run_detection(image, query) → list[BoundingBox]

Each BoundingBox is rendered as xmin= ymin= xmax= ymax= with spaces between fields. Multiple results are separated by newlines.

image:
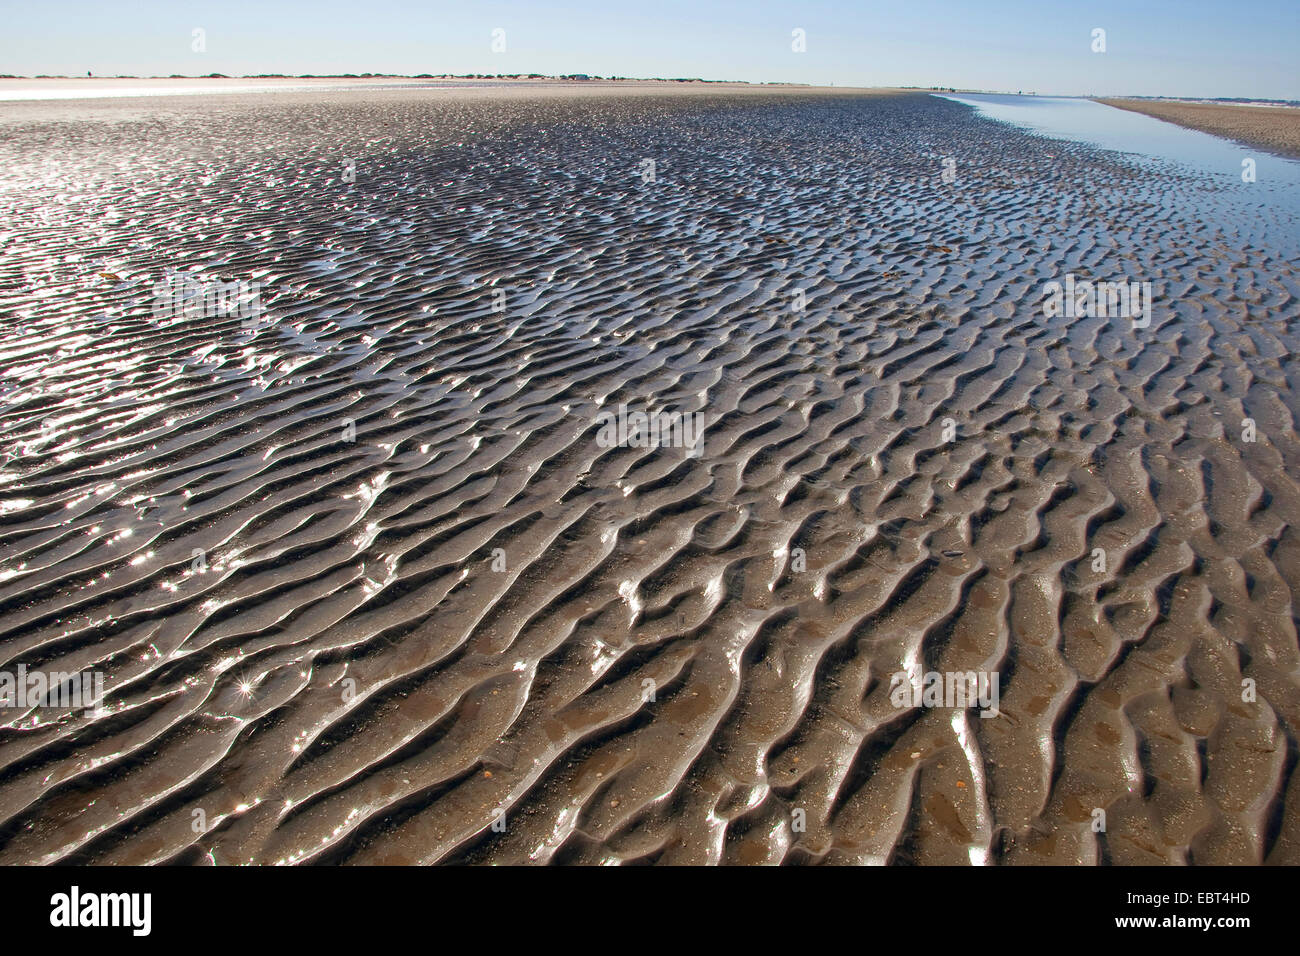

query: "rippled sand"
xmin=1 ymin=86 xmax=1299 ymax=865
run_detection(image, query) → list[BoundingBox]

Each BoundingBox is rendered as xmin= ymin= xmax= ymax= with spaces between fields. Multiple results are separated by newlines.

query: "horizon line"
xmin=3 ymin=75 xmax=1298 ymax=105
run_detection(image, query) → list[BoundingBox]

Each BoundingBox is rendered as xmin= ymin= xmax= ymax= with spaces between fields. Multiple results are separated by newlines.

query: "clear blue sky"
xmin=2 ymin=0 xmax=1296 ymax=99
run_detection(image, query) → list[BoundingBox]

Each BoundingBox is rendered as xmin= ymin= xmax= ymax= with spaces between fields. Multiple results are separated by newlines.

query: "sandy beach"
xmin=0 ymin=83 xmax=1298 ymax=866
xmin=1098 ymin=97 xmax=1300 ymax=160
xmin=0 ymin=75 xmax=900 ymax=103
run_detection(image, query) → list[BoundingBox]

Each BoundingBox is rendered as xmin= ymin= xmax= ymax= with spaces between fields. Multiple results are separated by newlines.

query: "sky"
xmin=1 ymin=0 xmax=1296 ymax=99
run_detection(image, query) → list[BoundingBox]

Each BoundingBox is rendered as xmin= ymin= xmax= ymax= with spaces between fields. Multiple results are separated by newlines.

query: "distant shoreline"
xmin=3 ymin=76 xmax=1294 ymax=105
xmin=1097 ymin=97 xmax=1300 ymax=162
xmin=0 ymin=76 xmax=911 ymax=104
xmin=3 ymin=73 xmax=781 ymax=83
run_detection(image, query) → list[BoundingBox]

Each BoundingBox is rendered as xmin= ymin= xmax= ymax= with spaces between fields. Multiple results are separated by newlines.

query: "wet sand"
xmin=0 ymin=76 xmax=894 ymax=103
xmin=1 ymin=86 xmax=1298 ymax=866
xmin=1098 ymin=98 xmax=1300 ymax=161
